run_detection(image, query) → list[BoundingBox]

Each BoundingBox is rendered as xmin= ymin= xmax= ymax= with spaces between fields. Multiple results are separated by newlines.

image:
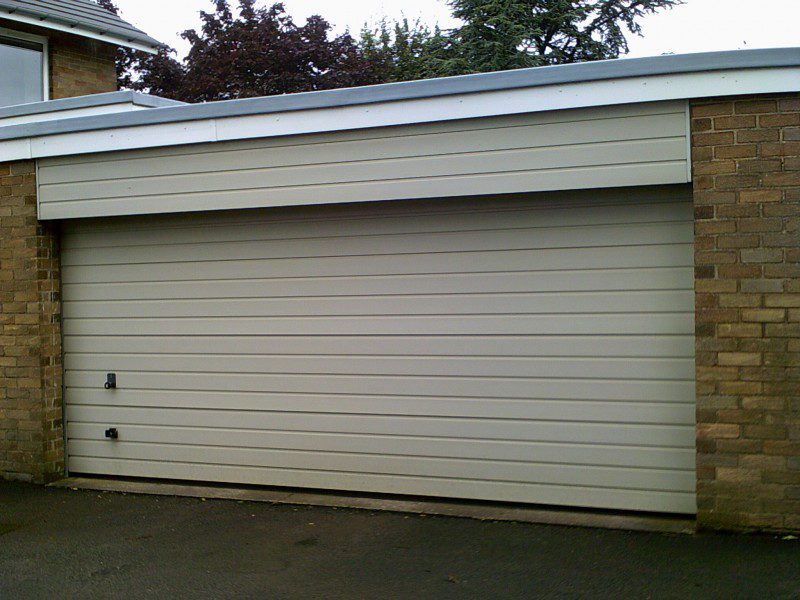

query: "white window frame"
xmin=0 ymin=27 xmax=49 ymax=102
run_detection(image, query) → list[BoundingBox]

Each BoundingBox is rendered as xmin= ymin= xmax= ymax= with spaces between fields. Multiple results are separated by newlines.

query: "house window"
xmin=0 ymin=33 xmax=46 ymax=108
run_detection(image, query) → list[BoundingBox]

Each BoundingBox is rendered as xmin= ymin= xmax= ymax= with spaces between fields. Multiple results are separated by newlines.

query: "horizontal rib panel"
xmin=41 ymin=161 xmax=689 ymax=220
xmin=65 ymin=406 xmax=695 ymax=447
xmin=61 ymin=244 xmax=694 ymax=283
xmin=63 ymin=335 xmax=695 ymax=358
xmin=63 ymin=313 xmax=694 ymax=336
xmin=62 ymin=291 xmax=694 ymax=319
xmin=65 ymin=371 xmax=695 ymax=402
xmin=61 ymin=221 xmax=692 ymax=266
xmin=46 ymin=138 xmax=686 ymax=203
xmin=60 ymin=199 xmax=693 ymax=250
xmin=65 ymin=354 xmax=694 ymax=380
xmin=67 ymin=423 xmax=696 ymax=469
xmin=60 ymin=268 xmax=694 ymax=301
xmin=66 ymin=458 xmax=697 ymax=513
xmin=66 ymin=390 xmax=694 ymax=423
xmin=67 ymin=440 xmax=695 ymax=492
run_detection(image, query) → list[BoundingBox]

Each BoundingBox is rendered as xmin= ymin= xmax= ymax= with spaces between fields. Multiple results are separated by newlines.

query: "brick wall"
xmin=691 ymin=93 xmax=800 ymax=532
xmin=0 ymin=161 xmax=62 ymax=483
xmin=49 ymin=33 xmax=117 ymax=100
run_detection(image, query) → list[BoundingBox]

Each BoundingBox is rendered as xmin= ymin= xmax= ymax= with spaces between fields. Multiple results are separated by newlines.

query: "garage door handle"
xmin=104 ymin=373 xmax=117 ymax=389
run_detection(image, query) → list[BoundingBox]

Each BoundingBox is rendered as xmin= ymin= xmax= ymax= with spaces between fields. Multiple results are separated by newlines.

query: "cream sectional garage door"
xmin=62 ymin=185 xmax=696 ymax=514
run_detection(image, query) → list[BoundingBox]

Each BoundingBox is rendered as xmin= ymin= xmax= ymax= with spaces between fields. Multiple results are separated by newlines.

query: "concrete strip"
xmin=49 ymin=477 xmax=696 ymax=535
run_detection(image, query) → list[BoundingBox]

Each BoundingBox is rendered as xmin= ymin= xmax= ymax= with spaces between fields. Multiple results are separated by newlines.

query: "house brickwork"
xmin=49 ymin=32 xmax=117 ymax=99
xmin=691 ymin=93 xmax=800 ymax=532
xmin=0 ymin=161 xmax=62 ymax=483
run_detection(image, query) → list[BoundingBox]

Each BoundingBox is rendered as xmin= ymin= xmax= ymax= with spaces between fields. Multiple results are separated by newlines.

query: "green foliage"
xmin=366 ymin=0 xmax=683 ymax=79
xmin=106 ymin=0 xmax=682 ymax=100
xmin=448 ymin=0 xmax=683 ymax=72
xmin=359 ymin=19 xmax=461 ymax=82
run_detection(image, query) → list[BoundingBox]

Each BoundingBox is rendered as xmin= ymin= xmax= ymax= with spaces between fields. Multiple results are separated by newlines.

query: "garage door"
xmin=62 ymin=186 xmax=696 ymax=514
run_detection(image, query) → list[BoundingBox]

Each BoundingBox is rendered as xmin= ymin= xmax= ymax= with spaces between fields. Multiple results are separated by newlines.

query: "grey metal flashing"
xmin=0 ymin=0 xmax=162 ymax=50
xmin=1 ymin=46 xmax=798 ymax=143
xmin=0 ymin=91 xmax=185 ymax=119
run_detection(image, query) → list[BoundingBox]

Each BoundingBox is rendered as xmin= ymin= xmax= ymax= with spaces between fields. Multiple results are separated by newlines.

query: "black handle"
xmin=104 ymin=428 xmax=118 ymax=440
xmin=104 ymin=373 xmax=117 ymax=390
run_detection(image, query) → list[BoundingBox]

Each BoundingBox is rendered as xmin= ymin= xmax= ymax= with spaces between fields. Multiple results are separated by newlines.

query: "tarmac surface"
xmin=1 ymin=481 xmax=798 ymax=599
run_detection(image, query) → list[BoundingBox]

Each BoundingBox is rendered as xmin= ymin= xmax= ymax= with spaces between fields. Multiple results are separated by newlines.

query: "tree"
xmin=177 ymin=0 xmax=380 ymax=102
xmin=98 ymin=0 xmax=380 ymax=102
xmin=104 ymin=0 xmax=681 ymax=100
xmin=360 ymin=19 xmax=459 ymax=83
xmin=96 ymin=0 xmax=186 ymax=96
xmin=448 ymin=0 xmax=682 ymax=72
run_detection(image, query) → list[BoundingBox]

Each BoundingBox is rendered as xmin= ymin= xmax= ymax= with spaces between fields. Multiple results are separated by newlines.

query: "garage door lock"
xmin=104 ymin=373 xmax=117 ymax=389
xmin=104 ymin=428 xmax=119 ymax=440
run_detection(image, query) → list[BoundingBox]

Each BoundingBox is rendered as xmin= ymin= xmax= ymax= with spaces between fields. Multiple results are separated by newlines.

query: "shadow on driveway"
xmin=1 ymin=481 xmax=798 ymax=599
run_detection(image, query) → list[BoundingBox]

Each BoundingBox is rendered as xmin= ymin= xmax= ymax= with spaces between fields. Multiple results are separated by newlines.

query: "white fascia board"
xmin=0 ymin=102 xmax=148 ymax=128
xmin=0 ymin=11 xmax=158 ymax=53
xmin=13 ymin=66 xmax=800 ymax=161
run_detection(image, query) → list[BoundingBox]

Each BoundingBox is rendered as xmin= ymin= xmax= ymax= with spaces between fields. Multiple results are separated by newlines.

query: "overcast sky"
xmin=115 ymin=0 xmax=800 ymax=60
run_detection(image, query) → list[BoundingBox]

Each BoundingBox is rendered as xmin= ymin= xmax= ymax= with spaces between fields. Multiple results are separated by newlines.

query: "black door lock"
xmin=104 ymin=373 xmax=117 ymax=389
xmin=105 ymin=428 xmax=118 ymax=440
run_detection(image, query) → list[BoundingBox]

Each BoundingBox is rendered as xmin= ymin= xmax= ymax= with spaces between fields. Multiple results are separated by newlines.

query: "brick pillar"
xmin=691 ymin=93 xmax=800 ymax=532
xmin=0 ymin=161 xmax=63 ymax=483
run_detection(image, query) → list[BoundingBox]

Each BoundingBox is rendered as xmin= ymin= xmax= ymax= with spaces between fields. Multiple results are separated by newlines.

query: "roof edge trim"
xmin=0 ymin=9 xmax=160 ymax=52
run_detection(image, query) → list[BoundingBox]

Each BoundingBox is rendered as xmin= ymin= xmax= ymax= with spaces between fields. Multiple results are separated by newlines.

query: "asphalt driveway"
xmin=0 ymin=481 xmax=798 ymax=599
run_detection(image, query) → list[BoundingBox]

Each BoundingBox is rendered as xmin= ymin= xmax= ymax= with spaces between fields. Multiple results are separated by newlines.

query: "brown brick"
xmin=694 ymin=161 xmax=737 ymax=175
xmin=693 ymin=131 xmax=735 ymax=147
xmin=696 ymin=279 xmax=737 ymax=293
xmin=744 ymin=425 xmax=787 ymax=440
xmin=714 ymin=115 xmax=757 ymax=130
xmin=717 ymin=323 xmax=762 ymax=338
xmin=692 ymin=118 xmax=713 ymax=132
xmin=692 ymin=102 xmax=734 ymax=117
xmin=716 ymin=233 xmax=759 ymax=248
xmin=765 ymin=294 xmax=800 ymax=308
xmin=761 ymin=141 xmax=800 ymax=156
xmin=736 ymin=217 xmax=783 ymax=232
xmin=778 ymin=98 xmax=800 ymax=112
xmin=735 ymin=99 xmax=778 ymax=114
xmin=738 ymin=159 xmax=782 ymax=173
xmin=697 ymin=423 xmax=740 ymax=439
xmin=716 ymin=204 xmax=759 ymax=218
xmin=714 ymin=174 xmax=761 ymax=190
xmin=714 ymin=144 xmax=757 ymax=159
xmin=738 ymin=190 xmax=783 ymax=203
xmin=740 ymin=248 xmax=784 ymax=264
xmin=718 ymin=352 xmax=762 ymax=367
xmin=759 ymin=113 xmax=800 ymax=127
xmin=763 ymin=171 xmax=800 ymax=186
xmin=717 ymin=264 xmax=762 ymax=279
xmin=694 ymin=190 xmax=736 ymax=205
xmin=718 ymin=293 xmax=760 ymax=308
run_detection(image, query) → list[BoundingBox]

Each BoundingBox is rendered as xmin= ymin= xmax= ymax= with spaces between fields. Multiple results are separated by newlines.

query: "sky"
xmin=114 ymin=0 xmax=800 ymax=60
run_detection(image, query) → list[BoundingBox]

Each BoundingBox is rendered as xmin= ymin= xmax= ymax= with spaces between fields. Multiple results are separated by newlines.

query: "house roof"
xmin=0 ymin=0 xmax=161 ymax=52
xmin=0 ymin=46 xmax=798 ymax=161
